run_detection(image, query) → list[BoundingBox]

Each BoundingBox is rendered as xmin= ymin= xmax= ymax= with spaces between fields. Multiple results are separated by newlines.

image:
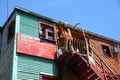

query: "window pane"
xmin=102 ymin=45 xmax=111 ymax=57
xmin=39 ymin=22 xmax=55 ymax=42
xmin=47 ymin=27 xmax=53 ymax=33
xmin=48 ymin=36 xmax=53 ymax=40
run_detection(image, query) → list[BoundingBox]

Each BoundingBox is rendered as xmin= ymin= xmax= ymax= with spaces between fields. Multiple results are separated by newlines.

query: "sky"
xmin=0 ymin=0 xmax=120 ymax=41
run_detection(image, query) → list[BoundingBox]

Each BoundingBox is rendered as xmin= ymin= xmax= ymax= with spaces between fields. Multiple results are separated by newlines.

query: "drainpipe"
xmin=74 ymin=23 xmax=90 ymax=65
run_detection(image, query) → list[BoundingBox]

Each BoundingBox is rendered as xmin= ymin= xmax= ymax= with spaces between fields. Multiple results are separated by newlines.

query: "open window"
xmin=40 ymin=74 xmax=57 ymax=80
xmin=7 ymin=21 xmax=15 ymax=44
xmin=102 ymin=45 xmax=111 ymax=57
xmin=39 ymin=22 xmax=56 ymax=43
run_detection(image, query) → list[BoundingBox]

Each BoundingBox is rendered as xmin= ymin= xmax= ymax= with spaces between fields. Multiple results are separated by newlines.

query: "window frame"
xmin=39 ymin=22 xmax=56 ymax=43
xmin=40 ymin=74 xmax=57 ymax=80
xmin=101 ymin=45 xmax=112 ymax=57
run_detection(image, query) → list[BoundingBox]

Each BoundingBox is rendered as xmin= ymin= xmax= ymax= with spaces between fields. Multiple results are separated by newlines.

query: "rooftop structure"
xmin=0 ymin=7 xmax=120 ymax=80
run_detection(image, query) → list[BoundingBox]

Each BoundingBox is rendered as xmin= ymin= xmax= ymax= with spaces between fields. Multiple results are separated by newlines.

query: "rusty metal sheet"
xmin=17 ymin=34 xmax=56 ymax=59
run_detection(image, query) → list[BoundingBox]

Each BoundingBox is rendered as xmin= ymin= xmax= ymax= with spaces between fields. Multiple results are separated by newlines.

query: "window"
xmin=7 ymin=21 xmax=15 ymax=44
xmin=114 ymin=47 xmax=119 ymax=54
xmin=39 ymin=22 xmax=56 ymax=42
xmin=102 ymin=45 xmax=111 ymax=57
xmin=40 ymin=74 xmax=57 ymax=80
xmin=114 ymin=44 xmax=119 ymax=54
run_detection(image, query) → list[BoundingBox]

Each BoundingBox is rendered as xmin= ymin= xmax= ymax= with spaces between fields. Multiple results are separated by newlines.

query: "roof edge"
xmin=4 ymin=7 xmax=120 ymax=43
xmin=67 ymin=24 xmax=120 ymax=43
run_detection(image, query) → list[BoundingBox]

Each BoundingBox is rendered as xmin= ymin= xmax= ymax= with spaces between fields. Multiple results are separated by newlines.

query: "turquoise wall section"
xmin=0 ymin=9 xmax=58 ymax=80
xmin=17 ymin=11 xmax=56 ymax=38
xmin=17 ymin=54 xmax=58 ymax=80
xmin=16 ymin=11 xmax=58 ymax=80
xmin=19 ymin=12 xmax=39 ymax=38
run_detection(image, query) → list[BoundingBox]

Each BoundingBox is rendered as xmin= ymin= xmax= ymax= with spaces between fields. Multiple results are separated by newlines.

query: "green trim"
xmin=15 ymin=14 xmax=20 ymax=33
xmin=12 ymin=14 xmax=20 ymax=80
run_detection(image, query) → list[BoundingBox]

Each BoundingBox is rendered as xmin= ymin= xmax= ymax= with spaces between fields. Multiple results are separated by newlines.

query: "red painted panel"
xmin=17 ymin=34 xmax=56 ymax=59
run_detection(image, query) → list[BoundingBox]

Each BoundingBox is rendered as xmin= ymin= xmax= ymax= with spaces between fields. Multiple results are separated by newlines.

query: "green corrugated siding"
xmin=17 ymin=54 xmax=58 ymax=80
xmin=17 ymin=71 xmax=38 ymax=80
xmin=19 ymin=23 xmax=38 ymax=37
xmin=19 ymin=12 xmax=39 ymax=38
xmin=17 ymin=11 xmax=56 ymax=38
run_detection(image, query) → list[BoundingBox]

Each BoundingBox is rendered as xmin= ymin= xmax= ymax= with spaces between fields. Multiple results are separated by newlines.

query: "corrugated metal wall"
xmin=0 ymin=16 xmax=15 ymax=80
xmin=0 ymin=41 xmax=14 ymax=80
xmin=16 ymin=12 xmax=58 ymax=80
xmin=19 ymin=12 xmax=39 ymax=38
xmin=18 ymin=11 xmax=55 ymax=38
xmin=17 ymin=54 xmax=58 ymax=80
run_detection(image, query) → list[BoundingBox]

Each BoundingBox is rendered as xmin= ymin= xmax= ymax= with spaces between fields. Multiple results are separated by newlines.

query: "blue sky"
xmin=0 ymin=0 xmax=120 ymax=40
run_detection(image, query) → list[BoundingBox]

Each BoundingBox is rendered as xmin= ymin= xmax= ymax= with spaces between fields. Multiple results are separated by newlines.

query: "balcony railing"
xmin=59 ymin=37 xmax=119 ymax=80
xmin=65 ymin=37 xmax=86 ymax=55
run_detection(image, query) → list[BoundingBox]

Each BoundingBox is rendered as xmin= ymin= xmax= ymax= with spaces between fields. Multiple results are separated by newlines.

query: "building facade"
xmin=0 ymin=7 xmax=120 ymax=80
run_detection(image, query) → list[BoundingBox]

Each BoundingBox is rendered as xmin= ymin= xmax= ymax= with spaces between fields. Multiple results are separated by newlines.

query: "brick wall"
xmin=90 ymin=36 xmax=120 ymax=77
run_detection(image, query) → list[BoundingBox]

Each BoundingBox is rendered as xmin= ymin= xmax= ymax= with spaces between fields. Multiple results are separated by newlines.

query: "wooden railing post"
xmin=66 ymin=27 xmax=74 ymax=52
xmin=85 ymin=38 xmax=90 ymax=65
xmin=81 ymin=26 xmax=90 ymax=64
xmin=100 ymin=59 xmax=108 ymax=80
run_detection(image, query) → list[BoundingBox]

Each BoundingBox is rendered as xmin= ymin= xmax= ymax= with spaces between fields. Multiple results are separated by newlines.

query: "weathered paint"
xmin=1 ymin=7 xmax=120 ymax=80
xmin=0 ymin=14 xmax=15 ymax=80
xmin=17 ymin=33 xmax=56 ymax=60
xmin=15 ymin=11 xmax=58 ymax=80
xmin=11 ymin=14 xmax=20 ymax=80
xmin=18 ymin=11 xmax=39 ymax=38
xmin=90 ymin=38 xmax=120 ymax=77
xmin=17 ymin=54 xmax=58 ymax=80
xmin=17 ymin=11 xmax=56 ymax=38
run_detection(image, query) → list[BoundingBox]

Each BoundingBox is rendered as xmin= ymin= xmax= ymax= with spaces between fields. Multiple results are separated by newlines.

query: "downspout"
xmin=74 ymin=23 xmax=90 ymax=65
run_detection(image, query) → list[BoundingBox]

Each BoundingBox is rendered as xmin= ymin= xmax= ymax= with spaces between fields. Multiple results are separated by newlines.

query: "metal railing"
xmin=66 ymin=38 xmax=86 ymax=54
xmin=64 ymin=38 xmax=119 ymax=80
xmin=89 ymin=45 xmax=120 ymax=80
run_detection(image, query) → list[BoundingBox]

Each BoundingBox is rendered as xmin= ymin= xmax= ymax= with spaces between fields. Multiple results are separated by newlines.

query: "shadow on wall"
xmin=62 ymin=67 xmax=81 ymax=80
